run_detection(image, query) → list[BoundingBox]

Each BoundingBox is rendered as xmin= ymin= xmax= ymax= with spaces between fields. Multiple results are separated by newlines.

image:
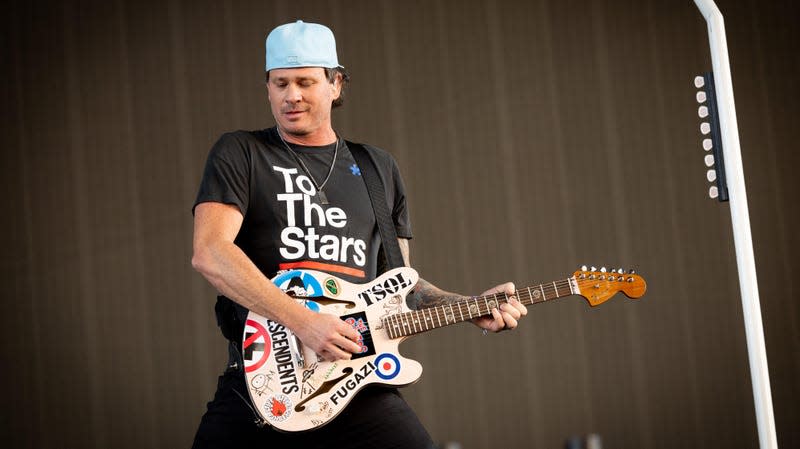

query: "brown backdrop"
xmin=3 ymin=0 xmax=799 ymax=448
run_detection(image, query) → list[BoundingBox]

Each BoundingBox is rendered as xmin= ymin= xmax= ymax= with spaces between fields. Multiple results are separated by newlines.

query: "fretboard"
xmin=382 ymin=277 xmax=578 ymax=339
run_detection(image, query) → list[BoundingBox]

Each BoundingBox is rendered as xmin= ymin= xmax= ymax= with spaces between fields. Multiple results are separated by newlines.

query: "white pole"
xmin=692 ymin=1 xmax=777 ymax=448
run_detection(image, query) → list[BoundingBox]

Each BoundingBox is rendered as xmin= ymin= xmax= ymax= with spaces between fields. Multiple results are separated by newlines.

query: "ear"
xmin=331 ymin=73 xmax=343 ymax=99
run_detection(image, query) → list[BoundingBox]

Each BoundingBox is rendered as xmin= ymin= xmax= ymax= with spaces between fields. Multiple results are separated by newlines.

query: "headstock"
xmin=573 ymin=266 xmax=647 ymax=307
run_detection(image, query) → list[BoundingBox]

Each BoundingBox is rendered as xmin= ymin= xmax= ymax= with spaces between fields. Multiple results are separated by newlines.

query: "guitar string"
xmin=396 ymin=277 xmax=636 ymax=317
xmin=384 ymin=277 xmax=639 ymax=335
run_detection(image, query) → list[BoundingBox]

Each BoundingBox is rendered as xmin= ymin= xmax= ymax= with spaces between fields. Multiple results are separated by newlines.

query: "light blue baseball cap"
xmin=265 ymin=20 xmax=343 ymax=71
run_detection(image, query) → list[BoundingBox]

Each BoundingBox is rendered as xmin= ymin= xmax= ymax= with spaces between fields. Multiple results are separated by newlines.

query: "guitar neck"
xmin=382 ymin=277 xmax=578 ymax=339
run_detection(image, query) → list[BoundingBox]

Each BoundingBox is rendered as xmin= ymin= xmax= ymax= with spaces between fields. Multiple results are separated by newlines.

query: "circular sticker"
xmin=273 ymin=271 xmax=323 ymax=297
xmin=243 ymin=319 xmax=271 ymax=373
xmin=264 ymin=394 xmax=293 ymax=422
xmin=374 ymin=353 xmax=401 ymax=380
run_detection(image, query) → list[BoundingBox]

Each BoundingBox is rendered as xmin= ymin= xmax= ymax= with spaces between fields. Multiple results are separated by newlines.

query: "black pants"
xmin=192 ymin=370 xmax=434 ymax=449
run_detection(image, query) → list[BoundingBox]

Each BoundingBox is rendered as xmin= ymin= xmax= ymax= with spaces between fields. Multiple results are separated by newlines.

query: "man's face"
xmin=267 ymin=67 xmax=341 ymax=140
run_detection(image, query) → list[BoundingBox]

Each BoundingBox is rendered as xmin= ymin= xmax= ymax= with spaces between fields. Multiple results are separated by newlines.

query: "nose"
xmin=285 ymin=83 xmax=302 ymax=104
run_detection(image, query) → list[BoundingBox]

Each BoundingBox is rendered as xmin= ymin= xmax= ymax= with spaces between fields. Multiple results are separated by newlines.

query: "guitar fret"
xmin=435 ymin=307 xmax=442 ymax=327
xmin=423 ymin=309 xmax=430 ymax=330
xmin=540 ymin=284 xmax=546 ymax=301
xmin=526 ymin=286 xmax=533 ymax=304
xmin=385 ymin=319 xmax=393 ymax=339
xmin=428 ymin=309 xmax=435 ymax=330
xmin=457 ymin=303 xmax=464 ymax=322
xmin=448 ymin=304 xmax=456 ymax=325
xmin=552 ymin=281 xmax=559 ymax=298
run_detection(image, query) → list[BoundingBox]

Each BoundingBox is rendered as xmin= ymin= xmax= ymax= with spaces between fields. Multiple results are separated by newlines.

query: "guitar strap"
xmin=346 ymin=141 xmax=406 ymax=271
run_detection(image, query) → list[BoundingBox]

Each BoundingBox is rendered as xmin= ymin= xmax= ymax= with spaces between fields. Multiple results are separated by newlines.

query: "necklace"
xmin=276 ymin=127 xmax=339 ymax=205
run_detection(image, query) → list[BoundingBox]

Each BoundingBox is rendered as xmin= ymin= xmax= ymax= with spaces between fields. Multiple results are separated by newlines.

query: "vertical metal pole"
xmin=692 ymin=1 xmax=778 ymax=448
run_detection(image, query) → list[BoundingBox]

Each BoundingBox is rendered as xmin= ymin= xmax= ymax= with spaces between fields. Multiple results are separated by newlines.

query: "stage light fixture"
xmin=693 ymin=72 xmax=728 ymax=202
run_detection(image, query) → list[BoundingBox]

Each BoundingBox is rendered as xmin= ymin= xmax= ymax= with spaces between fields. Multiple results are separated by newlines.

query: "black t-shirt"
xmin=194 ymin=127 xmax=412 ymax=338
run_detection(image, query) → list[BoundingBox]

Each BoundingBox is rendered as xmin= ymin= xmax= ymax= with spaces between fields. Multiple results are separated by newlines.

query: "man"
xmin=191 ymin=20 xmax=526 ymax=448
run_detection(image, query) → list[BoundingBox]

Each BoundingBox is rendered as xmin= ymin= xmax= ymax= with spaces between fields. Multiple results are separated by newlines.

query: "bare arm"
xmin=397 ymin=238 xmax=526 ymax=332
xmin=192 ymin=202 xmax=360 ymax=360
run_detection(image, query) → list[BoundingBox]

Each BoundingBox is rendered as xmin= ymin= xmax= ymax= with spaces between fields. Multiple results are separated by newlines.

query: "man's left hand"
xmin=472 ymin=282 xmax=527 ymax=333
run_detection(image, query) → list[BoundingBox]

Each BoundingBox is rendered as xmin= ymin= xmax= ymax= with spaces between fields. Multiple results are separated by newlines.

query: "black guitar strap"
xmin=346 ymin=141 xmax=406 ymax=271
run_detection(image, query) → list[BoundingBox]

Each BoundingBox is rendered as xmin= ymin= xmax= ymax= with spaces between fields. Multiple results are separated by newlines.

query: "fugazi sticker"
xmin=329 ymin=361 xmax=377 ymax=406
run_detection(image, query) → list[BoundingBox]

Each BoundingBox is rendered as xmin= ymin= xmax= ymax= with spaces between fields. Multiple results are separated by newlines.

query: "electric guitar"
xmin=243 ymin=266 xmax=646 ymax=432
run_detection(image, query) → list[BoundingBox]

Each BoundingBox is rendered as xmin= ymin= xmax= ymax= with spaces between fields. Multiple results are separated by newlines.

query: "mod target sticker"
xmin=243 ymin=319 xmax=271 ymax=373
xmin=374 ymin=353 xmax=401 ymax=380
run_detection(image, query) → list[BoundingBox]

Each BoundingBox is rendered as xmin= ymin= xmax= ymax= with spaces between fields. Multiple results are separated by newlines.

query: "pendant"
xmin=318 ymin=190 xmax=329 ymax=205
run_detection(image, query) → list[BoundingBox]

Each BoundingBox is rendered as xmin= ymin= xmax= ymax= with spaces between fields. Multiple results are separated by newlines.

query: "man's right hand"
xmin=293 ymin=312 xmax=362 ymax=362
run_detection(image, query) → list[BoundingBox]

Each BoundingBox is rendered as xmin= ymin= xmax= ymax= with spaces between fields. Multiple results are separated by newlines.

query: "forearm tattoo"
xmin=406 ymin=278 xmax=468 ymax=310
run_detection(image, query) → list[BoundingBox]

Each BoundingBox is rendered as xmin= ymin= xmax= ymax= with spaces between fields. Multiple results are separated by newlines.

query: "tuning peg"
xmin=700 ymin=122 xmax=711 ymax=135
xmin=707 ymin=169 xmax=717 ymax=182
xmin=698 ymin=105 xmax=709 ymax=118
xmin=581 ymin=265 xmax=588 ymax=271
xmin=703 ymin=138 xmax=713 ymax=151
xmin=709 ymin=185 xmax=719 ymax=199
xmin=628 ymin=269 xmax=636 ymax=274
xmin=704 ymin=154 xmax=714 ymax=167
xmin=591 ymin=266 xmax=597 ymax=272
xmin=617 ymin=268 xmax=624 ymax=274
xmin=600 ymin=267 xmax=607 ymax=273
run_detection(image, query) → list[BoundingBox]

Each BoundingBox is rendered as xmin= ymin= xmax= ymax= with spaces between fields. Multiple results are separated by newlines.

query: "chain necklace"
xmin=276 ymin=127 xmax=339 ymax=205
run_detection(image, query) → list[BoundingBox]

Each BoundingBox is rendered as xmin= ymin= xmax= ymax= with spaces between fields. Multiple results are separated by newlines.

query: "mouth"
xmin=283 ymin=110 xmax=306 ymax=119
